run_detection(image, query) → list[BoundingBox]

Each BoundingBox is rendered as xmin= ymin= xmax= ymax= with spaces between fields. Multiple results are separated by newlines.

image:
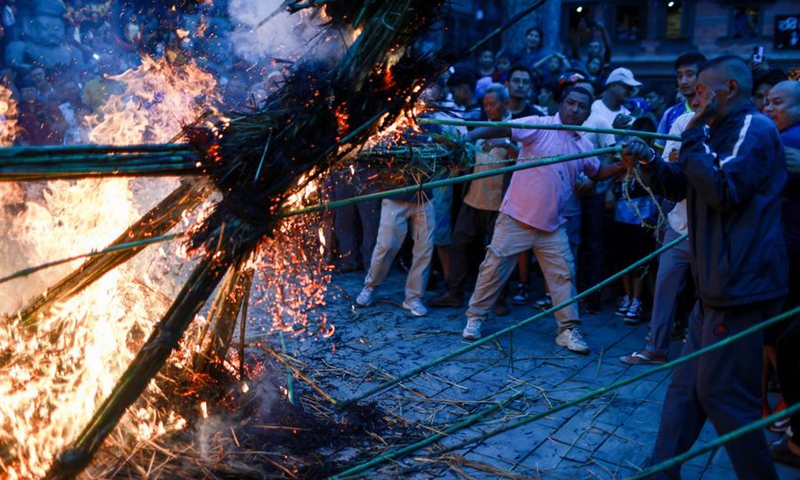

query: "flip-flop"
xmin=770 ymin=439 xmax=800 ymax=468
xmin=620 ymin=351 xmax=667 ymax=365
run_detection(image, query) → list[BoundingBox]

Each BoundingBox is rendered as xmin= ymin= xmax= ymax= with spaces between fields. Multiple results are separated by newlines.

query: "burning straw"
xmin=43 ymin=1 xmax=452 ymax=477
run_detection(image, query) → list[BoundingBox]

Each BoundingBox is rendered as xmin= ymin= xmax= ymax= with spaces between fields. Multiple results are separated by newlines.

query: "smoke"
xmin=227 ymin=0 xmax=351 ymax=64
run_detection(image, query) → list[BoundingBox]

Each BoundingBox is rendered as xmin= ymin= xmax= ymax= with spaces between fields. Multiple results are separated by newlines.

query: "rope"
xmin=0 ymin=232 xmax=185 ymax=285
xmin=442 ymin=304 xmax=800 ymax=453
xmin=281 ymin=146 xmax=622 ymax=218
xmin=329 ymin=304 xmax=800 ymax=478
xmin=336 ymin=233 xmax=688 ymax=409
xmin=418 ymin=118 xmax=682 ymax=142
xmin=627 ymin=401 xmax=800 ymax=480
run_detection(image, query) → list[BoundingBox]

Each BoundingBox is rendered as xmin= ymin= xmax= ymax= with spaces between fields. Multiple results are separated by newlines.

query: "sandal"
xmin=770 ymin=439 xmax=800 ymax=468
xmin=620 ymin=350 xmax=667 ymax=366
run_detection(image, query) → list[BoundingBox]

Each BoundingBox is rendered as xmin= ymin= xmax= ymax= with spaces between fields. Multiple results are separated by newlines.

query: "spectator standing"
xmin=592 ymin=67 xmax=640 ymax=133
xmin=765 ymin=80 xmax=800 ymax=467
xmin=429 ymin=83 xmax=516 ymax=310
xmin=654 ymin=53 xmax=706 ymax=155
xmin=518 ymin=27 xmax=548 ymax=71
xmin=622 ymin=55 xmax=787 ymax=480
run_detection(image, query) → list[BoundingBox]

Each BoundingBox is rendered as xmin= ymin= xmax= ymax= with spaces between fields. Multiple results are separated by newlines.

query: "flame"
xmin=0 ymin=57 xmax=217 ymax=478
xmin=0 ymin=84 xmax=18 ymax=146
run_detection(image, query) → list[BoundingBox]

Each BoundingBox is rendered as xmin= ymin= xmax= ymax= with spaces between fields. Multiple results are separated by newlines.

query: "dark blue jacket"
xmin=642 ymin=105 xmax=788 ymax=307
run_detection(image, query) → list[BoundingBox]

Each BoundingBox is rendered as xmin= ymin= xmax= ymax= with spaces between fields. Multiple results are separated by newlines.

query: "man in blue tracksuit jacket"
xmin=623 ymin=55 xmax=788 ymax=479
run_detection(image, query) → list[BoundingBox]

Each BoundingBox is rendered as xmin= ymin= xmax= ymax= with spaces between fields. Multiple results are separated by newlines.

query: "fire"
xmin=0 ymin=57 xmax=217 ymax=478
xmin=0 ymin=84 xmax=18 ymax=146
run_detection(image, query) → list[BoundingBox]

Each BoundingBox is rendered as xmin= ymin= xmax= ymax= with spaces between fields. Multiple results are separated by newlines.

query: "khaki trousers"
xmin=466 ymin=213 xmax=581 ymax=331
xmin=364 ymin=198 xmax=435 ymax=302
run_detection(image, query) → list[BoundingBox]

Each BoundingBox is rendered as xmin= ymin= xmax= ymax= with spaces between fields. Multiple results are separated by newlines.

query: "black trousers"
xmin=777 ymin=248 xmax=800 ymax=440
xmin=447 ymin=203 xmax=499 ymax=296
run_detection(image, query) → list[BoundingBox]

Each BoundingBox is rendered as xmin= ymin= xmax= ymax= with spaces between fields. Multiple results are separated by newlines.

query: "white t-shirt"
xmin=662 ymin=112 xmax=694 ymax=235
xmin=591 ymin=99 xmax=630 ymax=130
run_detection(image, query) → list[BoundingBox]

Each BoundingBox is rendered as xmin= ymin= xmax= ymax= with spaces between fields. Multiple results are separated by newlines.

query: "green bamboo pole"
xmin=327 ymin=305 xmax=800 ymax=479
xmin=326 ymin=392 xmax=524 ymax=480
xmin=442 ymin=304 xmax=800 ymax=455
xmin=336 ymin=233 xmax=687 ymax=409
xmin=0 ymin=232 xmax=184 ymax=286
xmin=627 ymin=401 xmax=800 ymax=480
xmin=418 ymin=117 xmax=682 ymax=142
xmin=0 ymin=153 xmax=203 ymax=181
xmin=283 ymin=145 xmax=623 ymax=218
xmin=0 ymin=143 xmax=193 ymax=158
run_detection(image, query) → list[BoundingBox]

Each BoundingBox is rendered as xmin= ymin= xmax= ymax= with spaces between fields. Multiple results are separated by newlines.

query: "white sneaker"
xmin=462 ymin=317 xmax=483 ymax=340
xmin=556 ymin=328 xmax=590 ymax=354
xmin=402 ymin=298 xmax=427 ymax=317
xmin=625 ymin=298 xmax=643 ymax=324
xmin=615 ymin=296 xmax=632 ymax=317
xmin=356 ymin=285 xmax=375 ymax=307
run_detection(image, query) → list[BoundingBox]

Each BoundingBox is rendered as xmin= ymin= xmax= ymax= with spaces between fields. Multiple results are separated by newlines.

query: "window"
xmin=732 ymin=6 xmax=760 ymax=39
xmin=665 ymin=1 xmax=682 ymax=39
xmin=615 ymin=3 xmax=645 ymax=42
xmin=560 ymin=3 xmax=595 ymax=44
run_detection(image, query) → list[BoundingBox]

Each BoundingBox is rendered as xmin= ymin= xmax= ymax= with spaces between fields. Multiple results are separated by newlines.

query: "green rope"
xmin=418 ymin=118 xmax=681 ymax=142
xmin=336 ymin=233 xmax=688 ymax=409
xmin=0 ymin=232 xmax=185 ymax=285
xmin=627 ymin=401 xmax=800 ymax=480
xmin=281 ymin=146 xmax=622 ymax=218
xmin=326 ymin=392 xmax=524 ymax=480
xmin=442 ymin=304 xmax=800 ymax=454
xmin=331 ymin=304 xmax=800 ymax=478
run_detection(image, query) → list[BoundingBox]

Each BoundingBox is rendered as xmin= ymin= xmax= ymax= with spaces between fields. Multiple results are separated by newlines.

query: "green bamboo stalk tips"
xmin=418 ymin=117 xmax=681 ymax=142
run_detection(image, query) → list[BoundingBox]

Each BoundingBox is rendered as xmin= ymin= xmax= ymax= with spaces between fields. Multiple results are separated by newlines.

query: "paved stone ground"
xmin=272 ymin=268 xmax=800 ymax=480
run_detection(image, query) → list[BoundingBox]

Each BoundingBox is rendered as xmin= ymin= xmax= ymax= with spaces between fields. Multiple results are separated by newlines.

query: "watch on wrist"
xmin=638 ymin=148 xmax=656 ymax=165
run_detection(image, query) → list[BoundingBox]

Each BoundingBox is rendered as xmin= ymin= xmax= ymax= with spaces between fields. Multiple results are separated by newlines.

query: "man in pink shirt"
xmin=462 ymin=86 xmax=625 ymax=353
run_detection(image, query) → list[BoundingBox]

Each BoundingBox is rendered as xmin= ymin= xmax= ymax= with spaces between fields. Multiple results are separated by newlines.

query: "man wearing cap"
xmin=592 ymin=67 xmax=641 ymax=132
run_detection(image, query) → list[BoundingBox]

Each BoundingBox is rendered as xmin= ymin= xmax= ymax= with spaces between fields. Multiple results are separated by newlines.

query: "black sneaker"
xmin=512 ymin=284 xmax=531 ymax=305
xmin=533 ymin=294 xmax=552 ymax=310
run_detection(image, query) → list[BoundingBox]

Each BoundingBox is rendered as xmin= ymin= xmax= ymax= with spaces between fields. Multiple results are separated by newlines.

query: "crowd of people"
xmin=0 ymin=0 xmax=284 ymax=147
xmin=3 ymin=3 xmax=800 ymax=475
xmin=336 ymin=26 xmax=798 ymax=479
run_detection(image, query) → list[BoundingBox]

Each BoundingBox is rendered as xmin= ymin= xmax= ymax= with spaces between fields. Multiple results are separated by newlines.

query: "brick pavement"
xmin=274 ymin=269 xmax=800 ymax=479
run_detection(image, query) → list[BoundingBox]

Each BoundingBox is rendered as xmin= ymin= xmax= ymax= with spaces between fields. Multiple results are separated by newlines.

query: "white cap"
xmin=605 ymin=67 xmax=642 ymax=87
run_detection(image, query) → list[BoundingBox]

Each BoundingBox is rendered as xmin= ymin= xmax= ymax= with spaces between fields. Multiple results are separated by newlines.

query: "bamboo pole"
xmin=0 ymin=143 xmax=193 ymax=158
xmin=283 ymin=145 xmax=623 ymax=218
xmin=45 ymin=248 xmax=239 ymax=480
xmin=0 ymin=152 xmax=203 ymax=181
xmin=16 ymin=178 xmax=213 ymax=326
xmin=337 ymin=233 xmax=687 ymax=409
xmin=441 ymin=307 xmax=800 ymax=455
xmin=331 ymin=305 xmax=800 ymax=479
xmin=628 ymin=402 xmax=800 ymax=480
xmin=418 ymin=117 xmax=682 ymax=142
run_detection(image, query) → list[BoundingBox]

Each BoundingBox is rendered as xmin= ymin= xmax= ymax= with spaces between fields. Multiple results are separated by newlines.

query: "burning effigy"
xmin=0 ymin=0 xmax=468 ymax=478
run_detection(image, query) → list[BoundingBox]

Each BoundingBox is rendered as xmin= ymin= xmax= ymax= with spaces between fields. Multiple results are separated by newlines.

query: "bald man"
xmin=623 ymin=56 xmax=787 ymax=479
xmin=764 ymin=80 xmax=800 ymax=467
